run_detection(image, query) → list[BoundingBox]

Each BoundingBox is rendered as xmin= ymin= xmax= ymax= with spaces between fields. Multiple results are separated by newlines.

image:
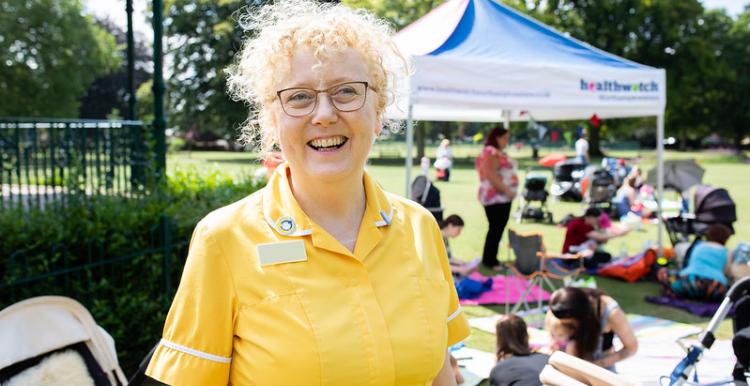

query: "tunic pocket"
xmin=234 ymin=292 xmax=321 ymax=386
xmin=413 ymin=277 xmax=450 ymax=378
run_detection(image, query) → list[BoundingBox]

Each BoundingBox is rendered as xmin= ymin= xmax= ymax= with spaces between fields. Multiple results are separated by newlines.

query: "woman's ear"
xmin=375 ymin=115 xmax=384 ymax=137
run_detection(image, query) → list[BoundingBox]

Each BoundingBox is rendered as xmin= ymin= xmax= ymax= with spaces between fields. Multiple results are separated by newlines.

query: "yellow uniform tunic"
xmin=146 ymin=164 xmax=470 ymax=385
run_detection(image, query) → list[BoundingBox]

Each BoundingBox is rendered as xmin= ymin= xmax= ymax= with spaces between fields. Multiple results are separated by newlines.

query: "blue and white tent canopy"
xmin=389 ymin=0 xmax=666 ymax=122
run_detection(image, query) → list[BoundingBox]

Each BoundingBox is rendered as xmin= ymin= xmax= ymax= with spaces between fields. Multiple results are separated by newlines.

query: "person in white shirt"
xmin=435 ymin=139 xmax=454 ymax=181
xmin=575 ymin=129 xmax=589 ymax=164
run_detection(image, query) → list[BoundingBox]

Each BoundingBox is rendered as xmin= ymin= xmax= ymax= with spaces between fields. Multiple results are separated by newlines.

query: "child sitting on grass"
xmin=489 ymin=314 xmax=550 ymax=386
xmin=441 ymin=214 xmax=481 ymax=279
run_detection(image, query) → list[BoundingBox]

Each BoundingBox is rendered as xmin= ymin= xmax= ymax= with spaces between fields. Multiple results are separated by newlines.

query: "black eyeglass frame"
xmin=275 ymin=81 xmax=370 ymax=117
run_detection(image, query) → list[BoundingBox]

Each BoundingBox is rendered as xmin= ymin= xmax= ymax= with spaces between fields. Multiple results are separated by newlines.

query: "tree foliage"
xmin=79 ymin=18 xmax=152 ymax=120
xmin=341 ymin=0 xmax=445 ymax=29
xmin=0 ymin=0 xmax=120 ymax=117
xmin=162 ymin=0 xmax=254 ymax=138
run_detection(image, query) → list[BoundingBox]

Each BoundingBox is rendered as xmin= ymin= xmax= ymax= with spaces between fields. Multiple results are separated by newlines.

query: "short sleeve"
xmin=146 ymin=222 xmax=237 ymax=386
xmin=430 ymin=222 xmax=471 ymax=347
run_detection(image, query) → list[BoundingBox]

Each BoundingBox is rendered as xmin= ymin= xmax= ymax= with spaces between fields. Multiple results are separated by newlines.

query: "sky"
xmin=83 ymin=0 xmax=151 ymax=39
xmin=84 ymin=0 xmax=749 ymax=33
xmin=702 ymin=0 xmax=749 ymax=14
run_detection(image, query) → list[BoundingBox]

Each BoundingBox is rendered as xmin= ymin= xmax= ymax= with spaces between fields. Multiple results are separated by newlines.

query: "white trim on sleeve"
xmin=160 ymin=339 xmax=232 ymax=364
xmin=447 ymin=305 xmax=463 ymax=322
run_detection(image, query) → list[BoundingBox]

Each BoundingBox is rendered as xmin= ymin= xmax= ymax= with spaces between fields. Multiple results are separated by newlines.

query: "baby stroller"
xmin=586 ymin=168 xmax=617 ymax=214
xmin=411 ymin=174 xmax=443 ymax=223
xmin=516 ymin=171 xmax=554 ymax=224
xmin=0 ymin=296 xmax=128 ymax=386
xmin=551 ymin=159 xmax=586 ymax=202
xmin=665 ymin=185 xmax=736 ymax=266
xmin=662 ymin=276 xmax=750 ymax=385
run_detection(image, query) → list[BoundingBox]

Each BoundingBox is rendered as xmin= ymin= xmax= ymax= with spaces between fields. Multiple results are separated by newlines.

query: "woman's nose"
xmin=311 ymin=94 xmax=338 ymax=126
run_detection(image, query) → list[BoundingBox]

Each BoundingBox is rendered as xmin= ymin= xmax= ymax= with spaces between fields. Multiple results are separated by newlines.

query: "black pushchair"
xmin=411 ymin=175 xmax=443 ymax=223
xmin=586 ymin=167 xmax=617 ymax=214
xmin=551 ymin=159 xmax=586 ymax=202
xmin=665 ymin=185 xmax=736 ymax=245
xmin=665 ymin=185 xmax=736 ymax=265
xmin=516 ymin=171 xmax=554 ymax=223
xmin=662 ymin=276 xmax=750 ymax=385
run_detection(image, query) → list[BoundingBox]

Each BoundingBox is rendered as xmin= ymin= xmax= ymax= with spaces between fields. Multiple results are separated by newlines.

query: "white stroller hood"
xmin=0 ymin=296 xmax=127 ymax=385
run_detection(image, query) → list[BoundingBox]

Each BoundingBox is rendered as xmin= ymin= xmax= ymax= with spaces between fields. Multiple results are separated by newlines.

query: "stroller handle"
xmin=727 ymin=276 xmax=750 ymax=302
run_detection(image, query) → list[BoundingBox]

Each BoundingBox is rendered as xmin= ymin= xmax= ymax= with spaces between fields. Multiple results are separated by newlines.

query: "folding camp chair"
xmin=505 ymin=229 xmax=584 ymax=315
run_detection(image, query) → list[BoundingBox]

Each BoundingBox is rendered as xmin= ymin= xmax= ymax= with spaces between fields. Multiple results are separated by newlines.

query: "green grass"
xmin=168 ymin=147 xmax=749 ymax=345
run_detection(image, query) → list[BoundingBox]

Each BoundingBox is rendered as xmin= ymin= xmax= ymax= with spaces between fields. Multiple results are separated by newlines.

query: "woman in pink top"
xmin=476 ymin=126 xmax=518 ymax=269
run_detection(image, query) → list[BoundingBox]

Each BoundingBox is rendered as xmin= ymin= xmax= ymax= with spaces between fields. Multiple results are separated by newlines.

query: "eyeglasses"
xmin=276 ymin=81 xmax=369 ymax=117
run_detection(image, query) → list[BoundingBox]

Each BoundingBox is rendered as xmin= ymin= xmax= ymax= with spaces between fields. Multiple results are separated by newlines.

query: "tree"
xmin=720 ymin=7 xmax=750 ymax=151
xmin=162 ymin=0 xmax=251 ymax=139
xmin=0 ymin=0 xmax=120 ymax=117
xmin=342 ymin=0 xmax=445 ymax=30
xmin=79 ymin=18 xmax=152 ymax=120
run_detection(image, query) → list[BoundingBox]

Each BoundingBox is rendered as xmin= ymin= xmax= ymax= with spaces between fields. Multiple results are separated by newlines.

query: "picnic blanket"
xmin=616 ymin=336 xmax=734 ymax=385
xmin=458 ymin=273 xmax=550 ymax=306
xmin=468 ymin=314 xmax=734 ymax=385
xmin=469 ymin=313 xmax=702 ymax=346
xmin=645 ymin=295 xmax=731 ymax=317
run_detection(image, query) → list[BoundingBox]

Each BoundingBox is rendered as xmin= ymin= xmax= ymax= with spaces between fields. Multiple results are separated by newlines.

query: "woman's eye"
xmin=288 ymin=91 xmax=314 ymax=103
xmin=333 ymin=86 xmax=357 ymax=97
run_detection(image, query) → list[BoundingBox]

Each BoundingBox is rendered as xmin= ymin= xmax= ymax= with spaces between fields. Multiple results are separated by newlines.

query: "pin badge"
xmin=276 ymin=216 xmax=296 ymax=235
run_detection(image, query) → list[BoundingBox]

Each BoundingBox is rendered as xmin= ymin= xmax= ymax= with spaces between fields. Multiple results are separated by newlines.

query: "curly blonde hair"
xmin=226 ymin=0 xmax=407 ymax=155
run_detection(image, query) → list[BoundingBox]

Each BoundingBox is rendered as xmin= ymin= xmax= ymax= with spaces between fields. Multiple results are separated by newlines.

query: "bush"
xmin=0 ymin=169 xmax=262 ymax=374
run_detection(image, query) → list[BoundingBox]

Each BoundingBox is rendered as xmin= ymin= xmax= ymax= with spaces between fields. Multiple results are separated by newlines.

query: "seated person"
xmin=546 ymin=287 xmax=638 ymax=371
xmin=561 ymin=208 xmax=630 ymax=269
xmin=614 ymin=175 xmax=640 ymax=219
xmin=489 ymin=314 xmax=549 ymax=386
xmin=658 ymin=223 xmax=733 ymax=302
xmin=441 ymin=214 xmax=481 ymax=278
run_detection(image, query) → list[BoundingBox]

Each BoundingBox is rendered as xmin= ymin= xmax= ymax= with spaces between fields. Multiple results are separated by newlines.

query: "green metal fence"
xmin=0 ymin=118 xmax=172 ymax=371
xmin=0 ymin=118 xmax=152 ymax=210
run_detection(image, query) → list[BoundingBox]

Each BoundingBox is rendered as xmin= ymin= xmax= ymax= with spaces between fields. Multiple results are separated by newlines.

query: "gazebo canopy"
xmin=388 ymin=0 xmax=666 ymax=122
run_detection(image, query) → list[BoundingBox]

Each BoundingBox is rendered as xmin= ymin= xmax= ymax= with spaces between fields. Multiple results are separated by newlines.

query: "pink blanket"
xmin=459 ymin=273 xmax=551 ymax=305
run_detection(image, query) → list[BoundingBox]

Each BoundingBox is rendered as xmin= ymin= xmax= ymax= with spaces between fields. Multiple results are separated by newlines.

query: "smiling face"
xmin=272 ymin=47 xmax=381 ymax=185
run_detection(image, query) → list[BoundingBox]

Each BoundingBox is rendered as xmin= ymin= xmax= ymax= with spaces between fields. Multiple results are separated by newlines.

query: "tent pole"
xmin=405 ymin=103 xmax=414 ymax=197
xmin=657 ymin=114 xmax=665 ymax=255
xmin=503 ymin=109 xmax=511 ymax=129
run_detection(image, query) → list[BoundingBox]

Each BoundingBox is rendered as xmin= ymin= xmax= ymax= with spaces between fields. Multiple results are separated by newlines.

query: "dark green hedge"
xmin=0 ymin=169 xmax=262 ymax=375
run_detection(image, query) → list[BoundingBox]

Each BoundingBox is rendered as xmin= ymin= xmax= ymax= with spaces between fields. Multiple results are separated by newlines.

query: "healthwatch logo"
xmin=580 ymin=79 xmax=658 ymax=92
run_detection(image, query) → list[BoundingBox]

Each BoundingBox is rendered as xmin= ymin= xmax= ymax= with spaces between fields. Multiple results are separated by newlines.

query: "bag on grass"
xmin=455 ymin=277 xmax=493 ymax=300
xmin=597 ymin=248 xmax=657 ymax=283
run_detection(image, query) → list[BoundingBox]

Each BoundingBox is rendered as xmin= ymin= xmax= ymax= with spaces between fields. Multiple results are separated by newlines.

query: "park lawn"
xmin=168 ymin=148 xmax=748 ymax=346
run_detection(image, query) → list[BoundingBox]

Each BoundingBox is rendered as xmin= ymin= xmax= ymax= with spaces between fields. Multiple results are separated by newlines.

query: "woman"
xmin=658 ymin=223 xmax=733 ymax=301
xmin=489 ymin=314 xmax=549 ymax=386
xmin=546 ymin=287 xmax=637 ymax=370
xmin=145 ymin=1 xmax=470 ymax=385
xmin=614 ymin=174 xmax=639 ymax=219
xmin=476 ymin=126 xmax=518 ymax=269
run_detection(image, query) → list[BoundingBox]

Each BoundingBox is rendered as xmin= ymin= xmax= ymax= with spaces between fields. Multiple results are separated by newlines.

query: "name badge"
xmin=257 ymin=240 xmax=308 ymax=266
